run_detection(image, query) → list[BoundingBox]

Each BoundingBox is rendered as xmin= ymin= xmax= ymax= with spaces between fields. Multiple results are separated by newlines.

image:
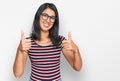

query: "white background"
xmin=0 ymin=0 xmax=120 ymax=81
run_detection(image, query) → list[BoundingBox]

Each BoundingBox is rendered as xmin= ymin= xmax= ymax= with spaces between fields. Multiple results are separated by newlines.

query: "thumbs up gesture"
xmin=18 ymin=31 xmax=31 ymax=52
xmin=62 ymin=32 xmax=77 ymax=52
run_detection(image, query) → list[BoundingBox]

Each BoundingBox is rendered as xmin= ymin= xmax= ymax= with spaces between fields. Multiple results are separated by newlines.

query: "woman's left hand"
xmin=62 ymin=32 xmax=82 ymax=71
xmin=62 ymin=32 xmax=77 ymax=53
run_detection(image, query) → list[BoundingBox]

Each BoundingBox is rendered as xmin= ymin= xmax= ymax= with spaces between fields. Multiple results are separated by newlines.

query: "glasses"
xmin=41 ymin=13 xmax=56 ymax=23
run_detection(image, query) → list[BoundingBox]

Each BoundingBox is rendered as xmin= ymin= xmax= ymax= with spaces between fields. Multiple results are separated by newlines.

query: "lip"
xmin=43 ymin=22 xmax=50 ymax=28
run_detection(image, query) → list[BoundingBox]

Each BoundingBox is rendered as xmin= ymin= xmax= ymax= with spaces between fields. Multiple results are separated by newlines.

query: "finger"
xmin=27 ymin=43 xmax=31 ymax=47
xmin=21 ymin=30 xmax=25 ymax=40
xmin=24 ymin=46 xmax=31 ymax=49
xmin=24 ymin=39 xmax=31 ymax=43
xmin=23 ymin=47 xmax=30 ymax=51
xmin=23 ymin=45 xmax=31 ymax=49
xmin=62 ymin=45 xmax=69 ymax=49
xmin=24 ymin=43 xmax=31 ymax=47
xmin=24 ymin=45 xmax=31 ymax=48
xmin=68 ymin=32 xmax=72 ymax=40
xmin=62 ymin=42 xmax=69 ymax=46
xmin=62 ymin=40 xmax=68 ymax=44
xmin=62 ymin=46 xmax=72 ymax=51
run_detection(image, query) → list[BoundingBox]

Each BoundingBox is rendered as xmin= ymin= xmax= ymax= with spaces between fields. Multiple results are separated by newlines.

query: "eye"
xmin=41 ymin=13 xmax=48 ymax=20
xmin=41 ymin=13 xmax=48 ymax=17
xmin=50 ymin=16 xmax=55 ymax=19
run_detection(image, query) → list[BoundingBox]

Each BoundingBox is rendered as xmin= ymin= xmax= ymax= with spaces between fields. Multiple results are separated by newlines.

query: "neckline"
xmin=33 ymin=39 xmax=53 ymax=47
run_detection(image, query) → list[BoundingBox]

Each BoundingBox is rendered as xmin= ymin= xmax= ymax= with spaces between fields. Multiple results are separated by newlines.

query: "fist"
xmin=62 ymin=32 xmax=74 ymax=51
xmin=18 ymin=31 xmax=31 ymax=52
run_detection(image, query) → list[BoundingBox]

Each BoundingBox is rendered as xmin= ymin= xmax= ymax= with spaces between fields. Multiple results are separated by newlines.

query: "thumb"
xmin=21 ymin=30 xmax=25 ymax=39
xmin=68 ymin=32 xmax=72 ymax=40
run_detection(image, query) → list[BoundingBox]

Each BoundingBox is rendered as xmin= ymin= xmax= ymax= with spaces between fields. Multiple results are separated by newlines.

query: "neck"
xmin=36 ymin=31 xmax=51 ymax=45
xmin=40 ymin=31 xmax=50 ymax=41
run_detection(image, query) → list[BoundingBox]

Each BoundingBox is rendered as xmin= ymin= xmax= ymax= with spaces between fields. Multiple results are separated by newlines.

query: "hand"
xmin=62 ymin=32 xmax=77 ymax=52
xmin=18 ymin=31 xmax=31 ymax=52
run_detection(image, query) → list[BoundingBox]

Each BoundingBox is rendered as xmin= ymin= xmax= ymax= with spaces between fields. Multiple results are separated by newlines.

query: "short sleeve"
xmin=25 ymin=37 xmax=32 ymax=54
xmin=59 ymin=35 xmax=66 ymax=48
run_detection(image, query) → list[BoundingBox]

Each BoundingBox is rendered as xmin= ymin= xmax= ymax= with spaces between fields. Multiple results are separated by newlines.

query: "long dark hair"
xmin=31 ymin=3 xmax=61 ymax=46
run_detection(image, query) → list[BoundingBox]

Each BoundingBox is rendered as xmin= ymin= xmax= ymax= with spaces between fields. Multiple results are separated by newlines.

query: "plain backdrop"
xmin=0 ymin=0 xmax=120 ymax=81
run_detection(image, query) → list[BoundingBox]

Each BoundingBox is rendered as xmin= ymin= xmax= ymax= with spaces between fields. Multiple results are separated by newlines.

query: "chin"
xmin=41 ymin=27 xmax=51 ymax=32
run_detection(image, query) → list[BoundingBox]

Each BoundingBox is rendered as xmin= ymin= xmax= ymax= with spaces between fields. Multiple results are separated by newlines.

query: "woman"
xmin=13 ymin=3 xmax=82 ymax=81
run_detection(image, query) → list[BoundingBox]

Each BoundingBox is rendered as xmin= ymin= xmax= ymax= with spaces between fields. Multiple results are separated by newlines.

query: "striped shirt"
xmin=28 ymin=36 xmax=65 ymax=81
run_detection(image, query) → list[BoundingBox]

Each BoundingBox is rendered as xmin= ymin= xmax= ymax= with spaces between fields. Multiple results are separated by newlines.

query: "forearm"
xmin=62 ymin=37 xmax=82 ymax=71
xmin=67 ymin=47 xmax=82 ymax=71
xmin=73 ymin=48 xmax=82 ymax=71
xmin=13 ymin=48 xmax=27 ymax=78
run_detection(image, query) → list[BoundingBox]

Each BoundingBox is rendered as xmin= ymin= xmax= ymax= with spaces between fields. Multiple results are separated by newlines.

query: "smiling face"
xmin=39 ymin=8 xmax=56 ymax=32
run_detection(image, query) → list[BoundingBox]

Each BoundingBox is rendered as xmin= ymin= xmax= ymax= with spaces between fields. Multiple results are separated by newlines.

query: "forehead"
xmin=42 ymin=8 xmax=55 ymax=16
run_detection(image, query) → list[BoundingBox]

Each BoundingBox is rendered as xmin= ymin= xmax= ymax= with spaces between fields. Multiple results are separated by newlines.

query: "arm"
xmin=13 ymin=48 xmax=28 ymax=78
xmin=62 ymin=33 xmax=82 ymax=71
xmin=13 ymin=31 xmax=31 ymax=78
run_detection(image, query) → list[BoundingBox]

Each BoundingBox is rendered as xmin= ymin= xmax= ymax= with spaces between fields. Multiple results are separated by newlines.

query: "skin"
xmin=13 ymin=8 xmax=82 ymax=78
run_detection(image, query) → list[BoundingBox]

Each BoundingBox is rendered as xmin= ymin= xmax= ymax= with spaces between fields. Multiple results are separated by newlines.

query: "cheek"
xmin=39 ymin=18 xmax=54 ymax=29
xmin=39 ymin=19 xmax=43 ymax=26
xmin=50 ymin=24 xmax=55 ymax=29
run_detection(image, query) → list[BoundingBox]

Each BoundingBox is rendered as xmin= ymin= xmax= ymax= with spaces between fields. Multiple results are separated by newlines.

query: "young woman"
xmin=13 ymin=3 xmax=82 ymax=81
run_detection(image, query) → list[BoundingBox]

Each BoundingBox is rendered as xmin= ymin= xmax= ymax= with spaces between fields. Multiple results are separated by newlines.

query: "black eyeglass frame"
xmin=41 ymin=13 xmax=56 ymax=23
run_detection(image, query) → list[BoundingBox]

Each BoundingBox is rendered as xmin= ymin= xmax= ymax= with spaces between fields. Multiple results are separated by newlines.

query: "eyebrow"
xmin=42 ymin=13 xmax=55 ymax=17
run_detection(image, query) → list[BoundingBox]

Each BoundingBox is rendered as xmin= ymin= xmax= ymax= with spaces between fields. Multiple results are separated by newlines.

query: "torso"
xmin=27 ymin=36 xmax=65 ymax=81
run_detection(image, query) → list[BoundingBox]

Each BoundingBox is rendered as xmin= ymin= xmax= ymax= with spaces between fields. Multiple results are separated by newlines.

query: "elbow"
xmin=13 ymin=71 xmax=23 ymax=78
xmin=74 ymin=65 xmax=82 ymax=72
xmin=14 ymin=73 xmax=22 ymax=78
xmin=73 ymin=62 xmax=82 ymax=72
xmin=13 ymin=68 xmax=23 ymax=78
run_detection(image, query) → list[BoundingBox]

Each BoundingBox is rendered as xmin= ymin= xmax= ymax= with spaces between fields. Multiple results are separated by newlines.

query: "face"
xmin=39 ymin=8 xmax=56 ymax=32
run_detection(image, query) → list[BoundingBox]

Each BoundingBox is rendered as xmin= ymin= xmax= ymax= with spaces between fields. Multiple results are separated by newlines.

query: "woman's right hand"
xmin=13 ymin=31 xmax=31 ymax=78
xmin=18 ymin=31 xmax=31 ymax=52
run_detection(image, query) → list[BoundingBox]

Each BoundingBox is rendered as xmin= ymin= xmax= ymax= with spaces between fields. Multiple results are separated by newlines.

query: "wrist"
xmin=17 ymin=47 xmax=26 ymax=54
xmin=73 ymin=44 xmax=78 ymax=53
xmin=73 ymin=48 xmax=79 ymax=54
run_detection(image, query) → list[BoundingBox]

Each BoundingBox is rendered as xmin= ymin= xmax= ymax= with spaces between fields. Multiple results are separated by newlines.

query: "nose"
xmin=46 ymin=17 xmax=50 ymax=22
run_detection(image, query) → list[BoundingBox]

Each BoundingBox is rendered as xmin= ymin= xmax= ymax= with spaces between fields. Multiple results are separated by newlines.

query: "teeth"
xmin=44 ymin=24 xmax=49 ymax=27
xmin=43 ymin=22 xmax=49 ymax=27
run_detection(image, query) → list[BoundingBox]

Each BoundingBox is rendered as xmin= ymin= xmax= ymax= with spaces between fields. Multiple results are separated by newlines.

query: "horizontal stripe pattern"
xmin=28 ymin=36 xmax=65 ymax=81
